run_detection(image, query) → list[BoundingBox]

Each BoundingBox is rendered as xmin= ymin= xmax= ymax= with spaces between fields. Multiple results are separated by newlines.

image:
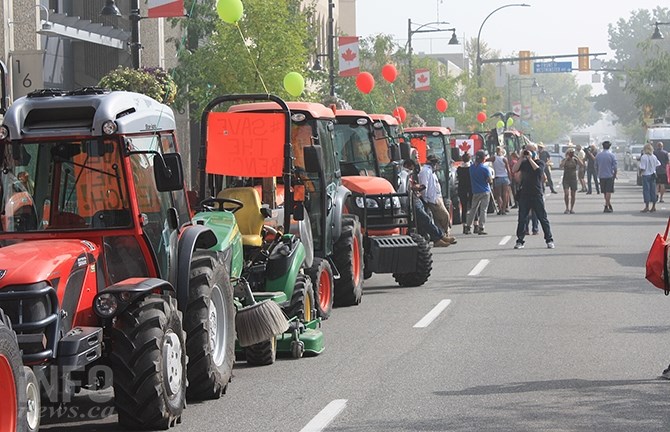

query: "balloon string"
xmin=367 ymin=94 xmax=376 ymax=113
xmin=236 ymin=22 xmax=269 ymax=94
xmin=389 ymin=83 xmax=404 ymax=133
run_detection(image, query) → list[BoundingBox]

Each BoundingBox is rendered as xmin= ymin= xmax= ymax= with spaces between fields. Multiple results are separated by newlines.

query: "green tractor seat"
xmin=218 ymin=187 xmax=265 ymax=247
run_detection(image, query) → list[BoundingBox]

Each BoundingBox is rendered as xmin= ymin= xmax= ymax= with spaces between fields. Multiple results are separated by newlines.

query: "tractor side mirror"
xmin=390 ymin=144 xmax=400 ymax=162
xmin=154 ymin=153 xmax=184 ymax=192
xmin=399 ymin=141 xmax=411 ymax=161
xmin=304 ymin=145 xmax=323 ymax=173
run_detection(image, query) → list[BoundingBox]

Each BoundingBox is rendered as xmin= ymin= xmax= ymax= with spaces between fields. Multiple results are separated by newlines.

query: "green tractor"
xmin=196 ymin=94 xmax=326 ymax=362
xmin=225 ymin=100 xmax=364 ymax=309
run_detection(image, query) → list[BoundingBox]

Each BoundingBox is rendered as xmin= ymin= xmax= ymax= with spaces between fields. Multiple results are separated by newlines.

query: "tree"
xmin=98 ymin=66 xmax=177 ymax=104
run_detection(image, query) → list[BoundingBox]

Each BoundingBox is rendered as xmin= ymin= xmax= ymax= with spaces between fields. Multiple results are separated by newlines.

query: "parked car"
xmin=624 ymin=144 xmax=644 ymax=172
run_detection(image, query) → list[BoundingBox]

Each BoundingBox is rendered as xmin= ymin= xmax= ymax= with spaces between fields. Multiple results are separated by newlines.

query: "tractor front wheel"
xmin=0 ymin=309 xmax=26 ymax=432
xmin=332 ymin=216 xmax=364 ymax=307
xmin=307 ymin=258 xmax=334 ymax=319
xmin=393 ymin=233 xmax=433 ymax=287
xmin=185 ymin=251 xmax=236 ymax=400
xmin=244 ymin=337 xmax=277 ymax=366
xmin=110 ymin=294 xmax=187 ymax=430
xmin=284 ymin=274 xmax=315 ymax=322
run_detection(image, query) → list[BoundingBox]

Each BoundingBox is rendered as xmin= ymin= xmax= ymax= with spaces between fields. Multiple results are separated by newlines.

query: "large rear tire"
xmin=0 ymin=309 xmax=26 ymax=432
xmin=306 ymin=258 xmax=334 ymax=319
xmin=184 ymin=251 xmax=236 ymax=400
xmin=332 ymin=216 xmax=364 ymax=307
xmin=393 ymin=233 xmax=433 ymax=287
xmin=110 ymin=294 xmax=187 ymax=430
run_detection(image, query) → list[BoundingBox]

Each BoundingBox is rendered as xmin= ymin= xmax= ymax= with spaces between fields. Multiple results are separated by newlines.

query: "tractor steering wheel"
xmin=200 ymin=197 xmax=244 ymax=213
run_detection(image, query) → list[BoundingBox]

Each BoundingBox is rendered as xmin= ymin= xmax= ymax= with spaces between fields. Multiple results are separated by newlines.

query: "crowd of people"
xmin=407 ymin=138 xmax=666 ymax=250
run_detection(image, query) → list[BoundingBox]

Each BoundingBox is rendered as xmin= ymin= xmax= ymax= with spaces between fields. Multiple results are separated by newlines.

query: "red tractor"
xmin=0 ymin=88 xmax=283 ymax=429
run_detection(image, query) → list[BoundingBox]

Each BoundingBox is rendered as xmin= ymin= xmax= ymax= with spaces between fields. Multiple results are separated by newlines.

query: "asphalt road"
xmin=41 ymin=167 xmax=670 ymax=432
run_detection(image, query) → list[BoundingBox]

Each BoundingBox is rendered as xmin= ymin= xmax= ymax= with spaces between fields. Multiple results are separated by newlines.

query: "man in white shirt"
xmin=418 ymin=155 xmax=457 ymax=245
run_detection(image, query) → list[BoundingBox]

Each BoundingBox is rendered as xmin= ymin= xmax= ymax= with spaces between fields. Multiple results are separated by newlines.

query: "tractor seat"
xmin=218 ymin=187 xmax=265 ymax=247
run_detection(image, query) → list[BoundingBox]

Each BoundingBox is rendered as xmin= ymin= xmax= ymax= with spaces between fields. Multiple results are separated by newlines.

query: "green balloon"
xmin=216 ymin=0 xmax=244 ymax=24
xmin=506 ymin=117 xmax=514 ymax=127
xmin=496 ymin=120 xmax=505 ymax=129
xmin=283 ymin=72 xmax=305 ymax=97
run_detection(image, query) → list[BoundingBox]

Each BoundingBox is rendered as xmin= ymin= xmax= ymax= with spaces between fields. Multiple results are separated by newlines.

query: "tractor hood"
xmin=341 ymin=176 xmax=395 ymax=195
xmin=0 ymin=239 xmax=96 ymax=288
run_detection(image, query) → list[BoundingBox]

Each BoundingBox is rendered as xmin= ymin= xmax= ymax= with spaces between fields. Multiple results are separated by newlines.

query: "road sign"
xmin=534 ymin=61 xmax=572 ymax=73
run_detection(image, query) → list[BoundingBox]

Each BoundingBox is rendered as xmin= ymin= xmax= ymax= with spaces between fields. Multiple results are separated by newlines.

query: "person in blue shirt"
xmin=595 ymin=140 xmax=618 ymax=213
xmin=511 ymin=143 xmax=555 ymax=249
xmin=463 ymin=150 xmax=492 ymax=235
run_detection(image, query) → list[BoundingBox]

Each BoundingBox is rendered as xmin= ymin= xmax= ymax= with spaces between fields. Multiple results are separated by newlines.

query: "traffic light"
xmin=519 ymin=51 xmax=531 ymax=75
xmin=578 ymin=47 xmax=589 ymax=71
xmin=481 ymin=96 xmax=487 ymax=113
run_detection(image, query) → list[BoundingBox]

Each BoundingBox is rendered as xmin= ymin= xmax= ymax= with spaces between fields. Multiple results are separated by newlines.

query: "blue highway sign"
xmin=534 ymin=61 xmax=573 ymax=73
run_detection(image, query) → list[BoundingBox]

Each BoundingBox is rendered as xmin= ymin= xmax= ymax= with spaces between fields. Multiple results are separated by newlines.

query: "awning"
xmin=37 ymin=12 xmax=130 ymax=49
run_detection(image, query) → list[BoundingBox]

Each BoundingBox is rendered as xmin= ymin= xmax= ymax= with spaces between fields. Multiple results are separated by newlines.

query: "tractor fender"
xmin=331 ymin=185 xmax=351 ymax=242
xmin=265 ymin=235 xmax=306 ymax=295
xmin=175 ymin=224 xmax=218 ymax=312
xmin=94 ymin=277 xmax=175 ymax=318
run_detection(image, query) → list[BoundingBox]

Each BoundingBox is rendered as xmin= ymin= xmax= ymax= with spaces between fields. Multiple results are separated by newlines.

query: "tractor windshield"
xmin=334 ymin=123 xmax=377 ymax=176
xmin=0 ymin=139 xmax=131 ymax=233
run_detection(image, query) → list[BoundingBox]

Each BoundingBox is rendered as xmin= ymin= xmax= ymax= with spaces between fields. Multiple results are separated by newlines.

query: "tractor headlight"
xmin=94 ymin=293 xmax=118 ymax=318
xmin=355 ymin=197 xmax=379 ymax=208
xmin=391 ymin=196 xmax=401 ymax=209
xmin=101 ymin=120 xmax=117 ymax=135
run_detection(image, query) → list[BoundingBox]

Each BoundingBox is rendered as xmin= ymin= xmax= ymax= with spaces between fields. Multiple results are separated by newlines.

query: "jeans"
xmin=642 ymin=174 xmax=657 ymax=205
xmin=516 ymin=194 xmax=553 ymax=244
xmin=415 ymin=198 xmax=444 ymax=241
xmin=587 ymin=169 xmax=600 ymax=194
xmin=466 ymin=192 xmax=490 ymax=229
xmin=458 ymin=191 xmax=472 ymax=225
xmin=526 ymin=209 xmax=539 ymax=233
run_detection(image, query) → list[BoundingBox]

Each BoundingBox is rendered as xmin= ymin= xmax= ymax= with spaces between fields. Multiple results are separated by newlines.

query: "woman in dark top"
xmin=456 ymin=152 xmax=473 ymax=233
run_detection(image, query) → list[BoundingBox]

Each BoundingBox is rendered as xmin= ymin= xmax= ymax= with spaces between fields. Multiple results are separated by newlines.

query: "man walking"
xmin=538 ymin=143 xmax=557 ymax=194
xmin=654 ymin=141 xmax=668 ymax=203
xmin=595 ymin=140 xmax=618 ymax=213
xmin=585 ymin=144 xmax=600 ymax=194
xmin=463 ymin=150 xmax=492 ymax=235
xmin=511 ymin=143 xmax=554 ymax=249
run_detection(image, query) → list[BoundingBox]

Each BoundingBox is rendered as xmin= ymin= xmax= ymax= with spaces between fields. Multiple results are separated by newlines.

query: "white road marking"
xmin=300 ymin=399 xmax=348 ymax=432
xmin=468 ymin=259 xmax=490 ymax=276
xmin=413 ymin=299 xmax=452 ymax=328
xmin=499 ymin=235 xmax=511 ymax=245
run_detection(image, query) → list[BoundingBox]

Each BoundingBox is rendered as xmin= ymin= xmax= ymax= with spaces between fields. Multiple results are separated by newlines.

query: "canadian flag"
xmin=338 ymin=36 xmax=360 ymax=77
xmin=512 ymin=101 xmax=522 ymax=117
xmin=414 ymin=69 xmax=430 ymax=91
xmin=148 ymin=0 xmax=184 ymax=18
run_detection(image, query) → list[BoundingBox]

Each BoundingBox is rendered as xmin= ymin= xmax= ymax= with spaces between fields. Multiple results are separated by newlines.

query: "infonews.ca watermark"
xmin=30 ymin=365 xmax=117 ymax=423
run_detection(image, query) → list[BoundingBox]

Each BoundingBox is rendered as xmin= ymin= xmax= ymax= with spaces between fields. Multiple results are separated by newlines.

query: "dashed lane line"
xmin=299 ymin=399 xmax=348 ymax=432
xmin=468 ymin=259 xmax=490 ymax=276
xmin=413 ymin=299 xmax=452 ymax=328
xmin=499 ymin=235 xmax=512 ymax=246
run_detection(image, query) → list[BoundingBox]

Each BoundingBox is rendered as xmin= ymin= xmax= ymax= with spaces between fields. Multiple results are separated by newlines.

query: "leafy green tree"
xmin=172 ymin=0 xmax=314 ymax=115
xmin=98 ymin=66 xmax=177 ymax=104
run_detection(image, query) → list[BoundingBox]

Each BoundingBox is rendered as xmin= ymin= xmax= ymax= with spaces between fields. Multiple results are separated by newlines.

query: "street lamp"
xmin=507 ymin=76 xmax=537 ymax=112
xmin=101 ymin=0 xmax=142 ymax=69
xmin=476 ymin=3 xmax=530 ymax=87
xmin=407 ymin=19 xmax=459 ymax=85
xmin=651 ymin=21 xmax=670 ymax=40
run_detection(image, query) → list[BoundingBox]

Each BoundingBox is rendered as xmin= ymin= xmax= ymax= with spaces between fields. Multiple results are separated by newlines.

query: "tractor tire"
xmin=0 ymin=309 xmax=27 ymax=432
xmin=306 ymin=258 xmax=334 ymax=319
xmin=184 ymin=251 xmax=236 ymax=400
xmin=284 ymin=274 xmax=315 ymax=322
xmin=110 ymin=294 xmax=187 ymax=430
xmin=393 ymin=233 xmax=433 ymax=287
xmin=332 ymin=216 xmax=364 ymax=307
xmin=244 ymin=337 xmax=277 ymax=366
xmin=23 ymin=367 xmax=40 ymax=432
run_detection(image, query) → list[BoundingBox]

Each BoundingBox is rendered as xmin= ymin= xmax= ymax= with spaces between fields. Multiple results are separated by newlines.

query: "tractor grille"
xmin=0 ymin=282 xmax=60 ymax=363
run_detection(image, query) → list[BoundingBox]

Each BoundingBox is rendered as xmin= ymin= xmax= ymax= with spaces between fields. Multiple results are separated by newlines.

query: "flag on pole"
xmin=414 ymin=69 xmax=430 ymax=91
xmin=338 ymin=37 xmax=360 ymax=77
xmin=147 ymin=0 xmax=184 ymax=18
xmin=512 ymin=101 xmax=522 ymax=117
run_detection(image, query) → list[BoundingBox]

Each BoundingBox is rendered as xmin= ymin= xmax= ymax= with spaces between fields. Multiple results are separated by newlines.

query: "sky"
xmin=355 ymin=0 xmax=664 ymax=75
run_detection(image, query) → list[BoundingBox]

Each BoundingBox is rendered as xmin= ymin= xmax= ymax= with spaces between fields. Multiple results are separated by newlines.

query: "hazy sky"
xmin=356 ymin=1 xmax=664 ymax=66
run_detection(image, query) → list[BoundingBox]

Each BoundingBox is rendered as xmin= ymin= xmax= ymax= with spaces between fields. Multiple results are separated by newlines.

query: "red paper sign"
xmin=206 ymin=112 xmax=285 ymax=177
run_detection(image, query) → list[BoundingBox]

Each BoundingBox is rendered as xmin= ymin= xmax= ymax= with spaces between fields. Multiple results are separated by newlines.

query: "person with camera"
xmin=511 ymin=143 xmax=555 ymax=249
xmin=559 ymin=148 xmax=584 ymax=214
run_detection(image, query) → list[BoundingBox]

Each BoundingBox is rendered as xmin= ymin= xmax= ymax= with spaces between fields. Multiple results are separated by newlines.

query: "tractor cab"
xmin=369 ymin=113 xmax=402 ymax=188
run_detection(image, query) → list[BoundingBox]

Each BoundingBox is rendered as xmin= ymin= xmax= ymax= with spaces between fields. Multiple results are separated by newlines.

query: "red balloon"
xmin=381 ymin=64 xmax=398 ymax=83
xmin=356 ymin=72 xmax=375 ymax=94
xmin=392 ymin=106 xmax=407 ymax=123
xmin=476 ymin=111 xmax=487 ymax=123
xmin=436 ymin=98 xmax=448 ymax=113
